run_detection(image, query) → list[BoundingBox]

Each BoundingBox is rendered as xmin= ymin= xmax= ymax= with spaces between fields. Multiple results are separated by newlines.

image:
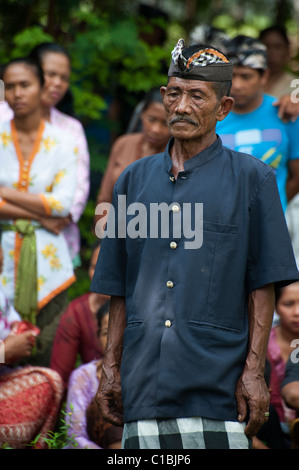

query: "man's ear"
xmin=216 ymin=96 xmax=235 ymax=122
xmin=160 ymin=86 xmax=167 ymax=100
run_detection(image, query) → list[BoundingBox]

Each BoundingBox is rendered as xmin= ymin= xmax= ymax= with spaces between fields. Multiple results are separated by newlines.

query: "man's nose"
xmin=14 ymin=85 xmax=23 ymax=98
xmin=52 ymin=76 xmax=63 ymax=87
xmin=231 ymin=77 xmax=242 ymax=91
xmin=175 ymin=93 xmax=191 ymax=114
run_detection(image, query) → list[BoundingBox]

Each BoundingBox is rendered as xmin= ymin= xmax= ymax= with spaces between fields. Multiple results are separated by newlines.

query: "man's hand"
xmin=96 ymin=362 xmax=124 ymax=426
xmin=39 ymin=214 xmax=71 ymax=234
xmin=235 ymin=368 xmax=270 ymax=438
xmin=95 ymin=295 xmax=126 ymax=427
xmin=273 ymin=94 xmax=299 ymax=123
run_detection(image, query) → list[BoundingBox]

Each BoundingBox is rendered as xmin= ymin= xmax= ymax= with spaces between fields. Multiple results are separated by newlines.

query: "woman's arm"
xmin=0 ymin=199 xmax=42 ymax=220
xmin=0 ymin=187 xmax=47 ymax=217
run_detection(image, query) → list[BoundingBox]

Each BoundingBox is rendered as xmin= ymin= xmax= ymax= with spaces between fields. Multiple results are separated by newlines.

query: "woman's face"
xmin=276 ymin=282 xmax=299 ymax=335
xmin=40 ymin=52 xmax=70 ymax=108
xmin=98 ymin=313 xmax=109 ymax=352
xmin=4 ymin=63 xmax=42 ymax=117
xmin=140 ymin=101 xmax=170 ymax=149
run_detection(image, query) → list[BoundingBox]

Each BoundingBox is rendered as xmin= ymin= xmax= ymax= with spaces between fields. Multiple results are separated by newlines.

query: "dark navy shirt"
xmin=91 ymin=136 xmax=299 ymax=423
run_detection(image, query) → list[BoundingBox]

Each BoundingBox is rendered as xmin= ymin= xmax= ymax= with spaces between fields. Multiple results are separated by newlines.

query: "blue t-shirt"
xmin=217 ymin=94 xmax=299 ymax=211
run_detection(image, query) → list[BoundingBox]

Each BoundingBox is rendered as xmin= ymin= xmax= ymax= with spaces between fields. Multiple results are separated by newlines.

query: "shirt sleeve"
xmin=91 ymin=180 xmax=127 ymax=296
xmin=69 ymin=125 xmax=90 ymax=223
xmin=39 ymin=137 xmax=77 ymax=217
xmin=281 ymin=356 xmax=299 ymax=388
xmin=246 ymin=168 xmax=299 ymax=293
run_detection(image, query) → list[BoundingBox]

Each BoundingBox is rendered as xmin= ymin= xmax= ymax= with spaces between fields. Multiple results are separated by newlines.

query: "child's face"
xmin=98 ymin=313 xmax=109 ymax=352
xmin=276 ymin=282 xmax=299 ymax=335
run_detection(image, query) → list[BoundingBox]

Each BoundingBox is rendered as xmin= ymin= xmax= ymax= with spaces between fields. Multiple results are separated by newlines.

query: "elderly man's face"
xmin=161 ymin=77 xmax=227 ymax=141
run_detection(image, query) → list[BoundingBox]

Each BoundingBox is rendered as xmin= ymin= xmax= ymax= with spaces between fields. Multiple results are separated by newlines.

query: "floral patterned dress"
xmin=0 ymin=101 xmax=90 ymax=263
xmin=0 ymin=120 xmax=77 ymax=311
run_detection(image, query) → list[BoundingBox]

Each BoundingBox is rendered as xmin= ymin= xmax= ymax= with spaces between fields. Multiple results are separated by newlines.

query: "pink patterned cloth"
xmin=267 ymin=327 xmax=297 ymax=424
xmin=50 ymin=108 xmax=90 ymax=261
xmin=0 ymin=102 xmax=90 ymax=261
xmin=0 ymin=102 xmax=13 ymax=122
xmin=0 ymin=365 xmax=63 ymax=449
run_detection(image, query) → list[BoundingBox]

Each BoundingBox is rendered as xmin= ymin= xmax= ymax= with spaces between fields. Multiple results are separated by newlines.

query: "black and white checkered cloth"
xmin=122 ymin=417 xmax=252 ymax=449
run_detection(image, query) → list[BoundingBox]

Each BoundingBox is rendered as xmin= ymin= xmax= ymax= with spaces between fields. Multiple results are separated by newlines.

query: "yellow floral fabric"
xmin=0 ymin=121 xmax=77 ymax=309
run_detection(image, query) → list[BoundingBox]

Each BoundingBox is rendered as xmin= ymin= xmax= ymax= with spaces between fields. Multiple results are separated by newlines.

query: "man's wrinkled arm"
xmin=96 ymin=295 xmax=126 ymax=426
xmin=235 ymin=283 xmax=274 ymax=438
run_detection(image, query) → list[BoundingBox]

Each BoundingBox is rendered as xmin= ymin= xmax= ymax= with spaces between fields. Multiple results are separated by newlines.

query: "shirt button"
xmin=170 ymin=241 xmax=177 ymax=249
xmin=166 ymin=280 xmax=174 ymax=288
xmin=172 ymin=204 xmax=180 ymax=213
xmin=24 ymin=160 xmax=29 ymax=166
xmin=169 ymin=176 xmax=175 ymax=182
xmin=165 ymin=320 xmax=172 ymax=328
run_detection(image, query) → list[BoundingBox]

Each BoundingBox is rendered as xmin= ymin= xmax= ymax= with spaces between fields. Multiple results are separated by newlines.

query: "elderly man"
xmin=91 ymin=39 xmax=299 ymax=449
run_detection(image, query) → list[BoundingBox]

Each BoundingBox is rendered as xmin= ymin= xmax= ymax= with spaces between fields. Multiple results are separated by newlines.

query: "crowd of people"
xmin=0 ymin=21 xmax=299 ymax=450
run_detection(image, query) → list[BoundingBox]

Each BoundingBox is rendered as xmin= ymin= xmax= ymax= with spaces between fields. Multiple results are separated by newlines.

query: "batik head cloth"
xmin=168 ymin=38 xmax=234 ymax=82
xmin=226 ymin=35 xmax=268 ymax=70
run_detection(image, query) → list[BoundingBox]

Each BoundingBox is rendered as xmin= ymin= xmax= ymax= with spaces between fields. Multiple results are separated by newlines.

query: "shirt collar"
xmin=163 ymin=135 xmax=223 ymax=173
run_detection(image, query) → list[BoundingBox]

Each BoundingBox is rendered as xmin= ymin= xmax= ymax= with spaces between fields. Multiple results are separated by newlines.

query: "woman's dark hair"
xmin=29 ymin=42 xmax=71 ymax=64
xmin=96 ymin=301 xmax=110 ymax=333
xmin=3 ymin=57 xmax=45 ymax=86
xmin=140 ymin=87 xmax=163 ymax=113
xmin=126 ymin=87 xmax=164 ymax=133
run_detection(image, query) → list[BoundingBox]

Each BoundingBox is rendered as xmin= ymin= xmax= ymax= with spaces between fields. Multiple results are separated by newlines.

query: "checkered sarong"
xmin=122 ymin=417 xmax=251 ymax=449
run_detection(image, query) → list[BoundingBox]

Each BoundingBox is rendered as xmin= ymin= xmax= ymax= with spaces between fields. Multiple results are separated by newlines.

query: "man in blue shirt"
xmin=91 ymin=39 xmax=299 ymax=449
xmin=217 ymin=35 xmax=299 ymax=212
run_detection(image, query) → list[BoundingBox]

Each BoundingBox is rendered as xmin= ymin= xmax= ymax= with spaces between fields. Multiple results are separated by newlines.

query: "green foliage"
xmin=11 ymin=26 xmax=54 ymax=58
xmin=29 ymin=406 xmax=78 ymax=449
xmin=1 ymin=406 xmax=78 ymax=449
xmin=67 ymin=10 xmax=170 ymax=118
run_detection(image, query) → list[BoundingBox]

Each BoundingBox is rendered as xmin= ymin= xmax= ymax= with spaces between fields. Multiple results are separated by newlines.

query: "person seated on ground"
xmin=281 ymin=354 xmax=299 ymax=448
xmin=65 ymin=302 xmax=123 ymax=449
xmin=50 ymin=241 xmax=110 ymax=395
xmin=281 ymin=354 xmax=299 ymax=413
xmin=267 ymin=281 xmax=299 ymax=443
xmin=0 ymin=288 xmax=63 ymax=449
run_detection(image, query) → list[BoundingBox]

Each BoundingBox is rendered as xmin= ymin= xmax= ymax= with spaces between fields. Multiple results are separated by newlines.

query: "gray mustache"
xmin=169 ymin=116 xmax=198 ymax=126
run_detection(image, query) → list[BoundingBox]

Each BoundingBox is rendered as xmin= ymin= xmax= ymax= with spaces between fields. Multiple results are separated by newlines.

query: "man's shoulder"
xmin=222 ymin=144 xmax=274 ymax=177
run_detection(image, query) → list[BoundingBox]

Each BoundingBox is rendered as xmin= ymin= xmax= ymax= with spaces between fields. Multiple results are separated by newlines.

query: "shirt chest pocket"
xmin=187 ymin=220 xmax=246 ymax=333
